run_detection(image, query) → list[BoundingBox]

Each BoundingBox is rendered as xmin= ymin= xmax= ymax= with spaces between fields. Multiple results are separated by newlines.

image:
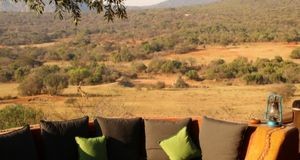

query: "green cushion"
xmin=75 ymin=136 xmax=108 ymax=160
xmin=159 ymin=126 xmax=201 ymax=160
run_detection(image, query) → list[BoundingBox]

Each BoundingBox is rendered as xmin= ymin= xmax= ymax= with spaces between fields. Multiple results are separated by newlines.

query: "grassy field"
xmin=1 ymin=42 xmax=300 ymax=122
xmin=0 ymin=79 xmax=299 ymax=122
xmin=164 ymin=42 xmax=300 ymax=64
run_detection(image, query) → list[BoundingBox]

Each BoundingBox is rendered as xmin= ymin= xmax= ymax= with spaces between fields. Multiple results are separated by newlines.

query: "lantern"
xmin=265 ymin=94 xmax=283 ymax=127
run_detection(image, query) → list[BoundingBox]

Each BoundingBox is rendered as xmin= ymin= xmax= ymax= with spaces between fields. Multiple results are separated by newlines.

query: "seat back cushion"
xmin=144 ymin=118 xmax=191 ymax=160
xmin=199 ymin=116 xmax=247 ymax=160
xmin=40 ymin=116 xmax=89 ymax=160
xmin=94 ymin=117 xmax=143 ymax=160
xmin=0 ymin=125 xmax=38 ymax=160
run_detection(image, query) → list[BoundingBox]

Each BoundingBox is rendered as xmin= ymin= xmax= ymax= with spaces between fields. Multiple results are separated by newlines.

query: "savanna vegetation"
xmin=0 ymin=0 xmax=299 ymax=46
xmin=0 ymin=105 xmax=44 ymax=130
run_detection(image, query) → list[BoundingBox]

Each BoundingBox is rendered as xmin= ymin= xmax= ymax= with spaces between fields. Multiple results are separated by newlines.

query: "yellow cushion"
xmin=245 ymin=126 xmax=290 ymax=160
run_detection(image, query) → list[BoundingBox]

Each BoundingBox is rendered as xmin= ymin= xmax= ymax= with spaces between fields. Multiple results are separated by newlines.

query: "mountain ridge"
xmin=150 ymin=0 xmax=221 ymax=8
xmin=0 ymin=0 xmax=221 ymax=12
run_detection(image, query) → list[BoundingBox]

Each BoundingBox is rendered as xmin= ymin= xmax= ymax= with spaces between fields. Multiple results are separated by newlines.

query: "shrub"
xmin=18 ymin=74 xmax=43 ymax=96
xmin=290 ymin=48 xmax=300 ymax=59
xmin=243 ymin=73 xmax=269 ymax=85
xmin=185 ymin=70 xmax=200 ymax=80
xmin=111 ymin=49 xmax=135 ymax=62
xmin=154 ymin=81 xmax=166 ymax=89
xmin=160 ymin=60 xmax=182 ymax=73
xmin=174 ymin=43 xmax=197 ymax=54
xmin=174 ymin=76 xmax=189 ymax=88
xmin=62 ymin=53 xmax=76 ymax=61
xmin=206 ymin=57 xmax=256 ymax=80
xmin=85 ymin=64 xmax=119 ymax=85
xmin=118 ymin=77 xmax=135 ymax=87
xmin=141 ymin=40 xmax=164 ymax=54
xmin=0 ymin=69 xmax=13 ymax=82
xmin=18 ymin=65 xmax=68 ymax=96
xmin=283 ymin=66 xmax=300 ymax=83
xmin=147 ymin=59 xmax=166 ymax=73
xmin=0 ymin=105 xmax=44 ymax=130
xmin=43 ymin=73 xmax=69 ymax=95
xmin=68 ymin=67 xmax=91 ymax=85
xmin=14 ymin=67 xmax=31 ymax=82
xmin=101 ymin=71 xmax=121 ymax=83
xmin=131 ymin=62 xmax=147 ymax=73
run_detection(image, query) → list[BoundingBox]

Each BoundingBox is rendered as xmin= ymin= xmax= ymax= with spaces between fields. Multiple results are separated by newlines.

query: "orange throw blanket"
xmin=245 ymin=126 xmax=289 ymax=160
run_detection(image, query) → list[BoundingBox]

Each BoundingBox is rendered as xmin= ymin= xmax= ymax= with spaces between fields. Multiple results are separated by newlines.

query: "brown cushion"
xmin=0 ymin=125 xmax=38 ymax=160
xmin=199 ymin=116 xmax=247 ymax=160
xmin=94 ymin=117 xmax=143 ymax=160
xmin=40 ymin=116 xmax=89 ymax=160
xmin=144 ymin=118 xmax=192 ymax=160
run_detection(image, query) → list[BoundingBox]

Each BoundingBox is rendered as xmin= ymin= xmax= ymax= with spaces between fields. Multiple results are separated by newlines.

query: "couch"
xmin=0 ymin=116 xmax=299 ymax=160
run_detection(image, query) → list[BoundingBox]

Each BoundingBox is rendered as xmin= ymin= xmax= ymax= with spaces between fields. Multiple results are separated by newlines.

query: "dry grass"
xmin=1 ymin=43 xmax=300 ymax=122
xmin=164 ymin=42 xmax=300 ymax=64
xmin=0 ymin=83 xmax=19 ymax=97
xmin=1 ymin=82 xmax=299 ymax=122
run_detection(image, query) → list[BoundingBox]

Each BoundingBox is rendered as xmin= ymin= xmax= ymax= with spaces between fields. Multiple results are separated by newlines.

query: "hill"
xmin=0 ymin=1 xmax=28 ymax=12
xmin=0 ymin=0 xmax=299 ymax=46
xmin=0 ymin=0 xmax=219 ymax=12
xmin=151 ymin=0 xmax=220 ymax=8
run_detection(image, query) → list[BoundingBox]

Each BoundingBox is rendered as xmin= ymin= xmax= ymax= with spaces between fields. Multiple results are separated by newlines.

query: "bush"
xmin=174 ymin=76 xmax=189 ymax=88
xmin=243 ymin=73 xmax=269 ymax=85
xmin=174 ymin=43 xmax=197 ymax=54
xmin=84 ymin=64 xmax=121 ymax=85
xmin=0 ymin=69 xmax=13 ymax=82
xmin=14 ymin=67 xmax=31 ymax=82
xmin=185 ymin=70 xmax=200 ymax=80
xmin=111 ymin=49 xmax=135 ymax=62
xmin=131 ymin=62 xmax=147 ymax=73
xmin=0 ymin=105 xmax=44 ymax=130
xmin=118 ymin=77 xmax=135 ymax=87
xmin=18 ymin=74 xmax=43 ymax=96
xmin=283 ymin=66 xmax=300 ymax=83
xmin=147 ymin=59 xmax=186 ymax=74
xmin=161 ymin=60 xmax=182 ymax=73
xmin=18 ymin=65 xmax=68 ymax=96
xmin=141 ymin=40 xmax=165 ymax=54
xmin=290 ymin=48 xmax=300 ymax=59
xmin=147 ymin=59 xmax=166 ymax=73
xmin=206 ymin=57 xmax=256 ymax=80
xmin=43 ymin=73 xmax=69 ymax=95
xmin=154 ymin=81 xmax=166 ymax=89
xmin=68 ymin=67 xmax=90 ymax=85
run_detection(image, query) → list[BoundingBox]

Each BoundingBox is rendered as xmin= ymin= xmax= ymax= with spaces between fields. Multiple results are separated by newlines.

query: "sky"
xmin=125 ymin=0 xmax=167 ymax=6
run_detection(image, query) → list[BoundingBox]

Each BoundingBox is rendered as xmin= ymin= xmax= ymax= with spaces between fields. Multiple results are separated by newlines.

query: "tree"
xmin=18 ymin=74 xmax=44 ymax=96
xmin=18 ymin=65 xmax=68 ymax=96
xmin=44 ymin=73 xmax=69 ymax=95
xmin=68 ymin=67 xmax=91 ymax=85
xmin=13 ymin=0 xmax=127 ymax=24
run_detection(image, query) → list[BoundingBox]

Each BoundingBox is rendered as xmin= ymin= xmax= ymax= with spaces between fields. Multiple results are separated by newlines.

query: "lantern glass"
xmin=266 ymin=94 xmax=283 ymax=127
xmin=268 ymin=102 xmax=280 ymax=121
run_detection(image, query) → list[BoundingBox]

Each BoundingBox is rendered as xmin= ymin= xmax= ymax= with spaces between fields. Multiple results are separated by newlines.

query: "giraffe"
xmin=77 ymin=81 xmax=88 ymax=99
